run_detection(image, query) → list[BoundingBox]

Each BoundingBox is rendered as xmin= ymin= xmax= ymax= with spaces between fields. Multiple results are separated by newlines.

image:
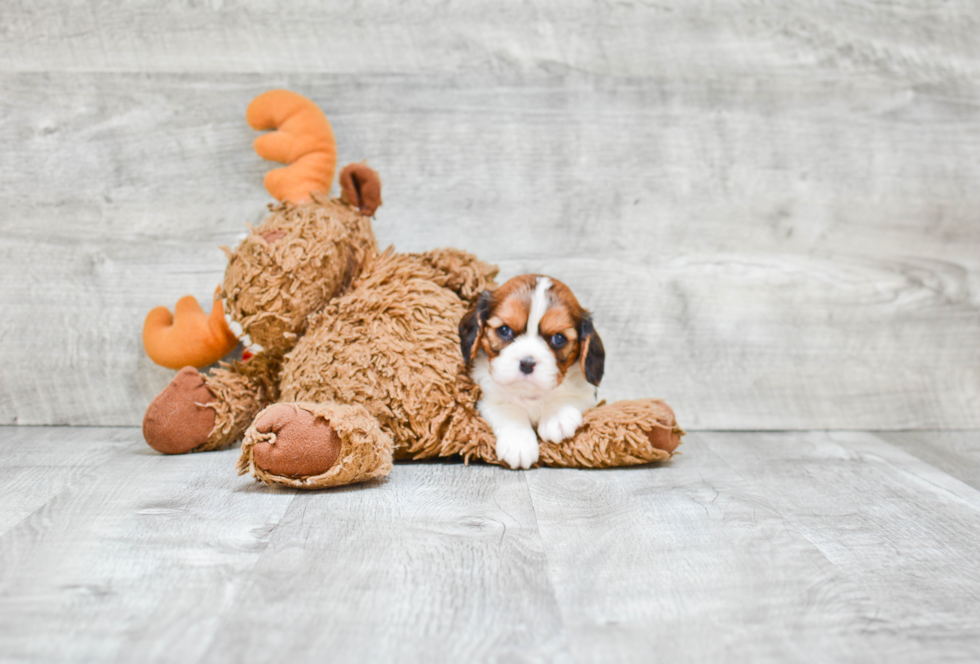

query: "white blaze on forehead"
xmin=526 ymin=277 xmax=551 ymax=337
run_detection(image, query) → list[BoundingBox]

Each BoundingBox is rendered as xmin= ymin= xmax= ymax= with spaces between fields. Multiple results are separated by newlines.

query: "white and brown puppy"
xmin=459 ymin=275 xmax=605 ymax=469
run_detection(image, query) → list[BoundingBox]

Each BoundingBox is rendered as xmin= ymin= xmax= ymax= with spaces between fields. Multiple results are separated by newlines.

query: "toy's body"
xmin=142 ymin=91 xmax=683 ymax=489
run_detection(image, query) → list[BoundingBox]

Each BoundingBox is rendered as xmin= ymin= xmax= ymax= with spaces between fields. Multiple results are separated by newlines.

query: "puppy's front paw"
xmin=495 ymin=427 xmax=540 ymax=470
xmin=538 ymin=406 xmax=584 ymax=443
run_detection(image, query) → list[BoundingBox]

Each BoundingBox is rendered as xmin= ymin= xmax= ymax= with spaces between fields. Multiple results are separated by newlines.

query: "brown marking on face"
xmin=478 ymin=275 xmax=536 ymax=360
xmin=538 ymin=278 xmax=588 ymax=383
xmin=491 ymin=297 xmax=531 ymax=333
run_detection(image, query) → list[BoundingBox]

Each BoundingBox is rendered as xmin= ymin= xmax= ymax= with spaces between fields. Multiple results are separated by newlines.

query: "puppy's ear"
xmin=579 ymin=315 xmax=605 ymax=386
xmin=459 ymin=290 xmax=493 ymax=365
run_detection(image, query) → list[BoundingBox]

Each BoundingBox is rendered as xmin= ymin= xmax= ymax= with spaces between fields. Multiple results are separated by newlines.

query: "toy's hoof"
xmin=645 ymin=402 xmax=683 ymax=454
xmin=239 ymin=402 xmax=394 ymax=489
xmin=143 ymin=367 xmax=216 ymax=454
xmin=250 ymin=404 xmax=342 ymax=478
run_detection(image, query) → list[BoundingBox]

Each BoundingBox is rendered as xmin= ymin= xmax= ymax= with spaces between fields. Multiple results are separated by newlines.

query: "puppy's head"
xmin=459 ymin=274 xmax=604 ymax=390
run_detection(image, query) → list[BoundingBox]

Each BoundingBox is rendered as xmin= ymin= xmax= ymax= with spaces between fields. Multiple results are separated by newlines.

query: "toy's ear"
xmin=579 ymin=315 xmax=605 ymax=386
xmin=339 ymin=163 xmax=383 ymax=216
xmin=459 ymin=290 xmax=493 ymax=365
xmin=247 ymin=89 xmax=337 ymax=204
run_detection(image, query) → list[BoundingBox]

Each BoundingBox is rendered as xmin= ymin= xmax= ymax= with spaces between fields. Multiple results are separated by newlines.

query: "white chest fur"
xmin=472 ymin=353 xmax=597 ymax=426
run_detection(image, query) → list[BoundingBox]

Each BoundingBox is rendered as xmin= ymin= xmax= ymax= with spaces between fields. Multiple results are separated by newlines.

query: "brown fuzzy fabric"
xmin=237 ymin=402 xmax=393 ymax=488
xmin=411 ymin=248 xmax=500 ymax=301
xmin=539 ymin=400 xmax=684 ymax=468
xmin=220 ymin=196 xmax=376 ymax=355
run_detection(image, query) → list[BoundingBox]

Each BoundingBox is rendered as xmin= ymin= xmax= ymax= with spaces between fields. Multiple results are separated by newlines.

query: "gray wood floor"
xmin=2 ymin=426 xmax=979 ymax=663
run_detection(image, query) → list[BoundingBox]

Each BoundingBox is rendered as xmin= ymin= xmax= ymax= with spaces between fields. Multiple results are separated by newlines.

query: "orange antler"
xmin=246 ymin=90 xmax=338 ymax=204
xmin=143 ymin=293 xmax=239 ymax=370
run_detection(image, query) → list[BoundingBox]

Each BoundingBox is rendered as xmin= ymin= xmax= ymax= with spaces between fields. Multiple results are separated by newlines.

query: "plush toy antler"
xmin=143 ymin=290 xmax=239 ymax=370
xmin=246 ymin=89 xmax=338 ymax=204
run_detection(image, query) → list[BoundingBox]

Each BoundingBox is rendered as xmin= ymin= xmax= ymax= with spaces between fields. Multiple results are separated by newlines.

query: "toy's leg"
xmin=456 ymin=398 xmax=683 ymax=468
xmin=236 ymin=401 xmax=394 ymax=489
xmin=143 ymin=354 xmax=280 ymax=455
xmin=538 ymin=399 xmax=683 ymax=468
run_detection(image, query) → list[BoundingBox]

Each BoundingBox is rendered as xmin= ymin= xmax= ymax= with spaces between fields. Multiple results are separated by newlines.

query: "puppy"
xmin=459 ymin=275 xmax=605 ymax=469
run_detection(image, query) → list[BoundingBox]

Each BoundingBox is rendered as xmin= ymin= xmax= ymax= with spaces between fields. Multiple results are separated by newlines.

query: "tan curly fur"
xmin=220 ymin=195 xmax=376 ymax=355
xmin=279 ymin=247 xmax=495 ymax=458
xmin=202 ymin=353 xmax=282 ymax=451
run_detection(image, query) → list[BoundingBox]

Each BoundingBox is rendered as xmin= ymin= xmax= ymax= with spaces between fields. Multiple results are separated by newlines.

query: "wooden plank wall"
xmin=1 ymin=1 xmax=978 ymax=429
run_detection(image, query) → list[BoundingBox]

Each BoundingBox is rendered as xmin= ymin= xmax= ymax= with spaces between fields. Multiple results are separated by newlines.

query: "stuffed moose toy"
xmin=141 ymin=90 xmax=683 ymax=489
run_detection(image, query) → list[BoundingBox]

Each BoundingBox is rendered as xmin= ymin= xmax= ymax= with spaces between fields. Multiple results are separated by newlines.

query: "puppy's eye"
xmin=550 ymin=333 xmax=567 ymax=349
xmin=496 ymin=325 xmax=514 ymax=341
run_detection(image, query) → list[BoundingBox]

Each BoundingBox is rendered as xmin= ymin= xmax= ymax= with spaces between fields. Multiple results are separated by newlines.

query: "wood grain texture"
xmin=1 ymin=1 xmax=979 ymax=429
xmin=0 ymin=439 xmax=297 ymax=664
xmin=876 ymin=431 xmax=980 ymax=492
xmin=526 ymin=431 xmax=980 ymax=662
xmin=200 ymin=462 xmax=569 ymax=663
xmin=525 ymin=444 xmax=888 ymax=662
xmin=0 ymin=426 xmax=132 ymax=535
xmin=702 ymin=431 xmax=980 ymax=659
xmin=1 ymin=0 xmax=978 ymax=78
xmin=2 ymin=427 xmax=980 ymax=662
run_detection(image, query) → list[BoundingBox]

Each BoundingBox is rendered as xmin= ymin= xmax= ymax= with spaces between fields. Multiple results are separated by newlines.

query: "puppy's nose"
xmin=519 ymin=357 xmax=536 ymax=375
